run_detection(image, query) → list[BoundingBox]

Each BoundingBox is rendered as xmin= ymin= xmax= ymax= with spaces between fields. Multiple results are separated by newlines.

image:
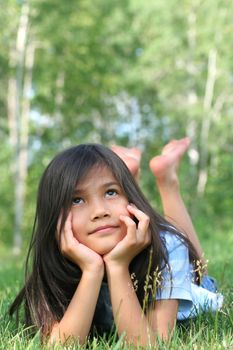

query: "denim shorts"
xmin=201 ymin=275 xmax=218 ymax=293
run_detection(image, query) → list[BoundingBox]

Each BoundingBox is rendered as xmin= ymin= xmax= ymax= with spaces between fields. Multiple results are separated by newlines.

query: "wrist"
xmin=82 ymin=265 xmax=104 ymax=280
xmin=105 ymin=261 xmax=129 ymax=276
xmin=82 ymin=262 xmax=104 ymax=278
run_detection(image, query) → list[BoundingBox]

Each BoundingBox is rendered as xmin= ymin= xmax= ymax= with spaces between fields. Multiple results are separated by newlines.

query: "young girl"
xmin=9 ymin=138 xmax=223 ymax=347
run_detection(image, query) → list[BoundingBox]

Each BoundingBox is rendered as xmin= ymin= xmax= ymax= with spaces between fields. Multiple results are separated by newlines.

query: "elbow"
xmin=123 ymin=327 xmax=173 ymax=348
xmin=47 ymin=324 xmax=85 ymax=346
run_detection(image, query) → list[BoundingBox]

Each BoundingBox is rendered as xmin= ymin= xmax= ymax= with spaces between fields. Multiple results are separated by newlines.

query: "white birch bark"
xmin=14 ymin=41 xmax=35 ymax=253
xmin=7 ymin=2 xmax=31 ymax=253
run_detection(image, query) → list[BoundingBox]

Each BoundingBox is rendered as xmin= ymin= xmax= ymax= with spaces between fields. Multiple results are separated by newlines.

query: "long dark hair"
xmin=9 ymin=144 xmax=200 ymax=335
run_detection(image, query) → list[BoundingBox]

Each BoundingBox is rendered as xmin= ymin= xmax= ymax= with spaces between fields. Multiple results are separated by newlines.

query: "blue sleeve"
xmin=154 ymin=231 xmax=223 ymax=321
xmin=155 ymin=232 xmax=193 ymax=307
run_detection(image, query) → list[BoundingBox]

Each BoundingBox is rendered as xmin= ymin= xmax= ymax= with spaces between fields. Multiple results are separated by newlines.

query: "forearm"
xmin=106 ymin=265 xmax=157 ymax=347
xmin=49 ymin=270 xmax=103 ymax=345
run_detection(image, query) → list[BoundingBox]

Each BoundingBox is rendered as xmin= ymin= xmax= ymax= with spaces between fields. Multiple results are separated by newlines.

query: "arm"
xmin=49 ymin=212 xmax=104 ymax=345
xmin=50 ymin=269 xmax=103 ymax=344
xmin=146 ymin=299 xmax=178 ymax=340
xmin=106 ymin=264 xmax=178 ymax=346
xmin=104 ymin=205 xmax=178 ymax=347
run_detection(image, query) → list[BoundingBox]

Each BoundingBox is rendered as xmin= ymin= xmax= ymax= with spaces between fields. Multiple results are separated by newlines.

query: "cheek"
xmin=116 ymin=202 xmax=135 ymax=224
xmin=118 ymin=206 xmax=130 ymax=237
xmin=71 ymin=214 xmax=84 ymax=240
xmin=120 ymin=205 xmax=134 ymax=219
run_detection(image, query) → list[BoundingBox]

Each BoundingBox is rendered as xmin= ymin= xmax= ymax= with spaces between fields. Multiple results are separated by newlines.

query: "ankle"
xmin=156 ymin=177 xmax=180 ymax=194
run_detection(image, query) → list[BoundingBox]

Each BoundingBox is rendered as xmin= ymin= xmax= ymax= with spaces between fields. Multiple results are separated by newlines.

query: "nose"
xmin=90 ymin=199 xmax=110 ymax=221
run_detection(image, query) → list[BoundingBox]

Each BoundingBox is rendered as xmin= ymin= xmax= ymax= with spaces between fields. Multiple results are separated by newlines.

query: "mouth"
xmin=90 ymin=225 xmax=119 ymax=234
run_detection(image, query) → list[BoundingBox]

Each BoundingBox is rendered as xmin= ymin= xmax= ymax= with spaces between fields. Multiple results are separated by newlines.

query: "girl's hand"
xmin=103 ymin=205 xmax=151 ymax=269
xmin=59 ymin=212 xmax=104 ymax=274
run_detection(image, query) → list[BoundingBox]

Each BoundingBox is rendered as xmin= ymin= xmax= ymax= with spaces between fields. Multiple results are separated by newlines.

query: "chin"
xmin=94 ymin=246 xmax=115 ymax=256
xmin=89 ymin=234 xmax=126 ymax=255
xmin=92 ymin=241 xmax=119 ymax=255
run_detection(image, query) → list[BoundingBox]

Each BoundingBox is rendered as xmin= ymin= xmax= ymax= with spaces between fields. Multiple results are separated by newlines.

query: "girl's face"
xmin=71 ymin=166 xmax=130 ymax=255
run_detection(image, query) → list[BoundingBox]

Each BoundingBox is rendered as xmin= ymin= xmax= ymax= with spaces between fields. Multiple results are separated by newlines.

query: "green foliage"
xmin=0 ymin=2 xmax=232 ymax=346
xmin=0 ymin=0 xmax=232 ymax=251
xmin=0 ymin=144 xmax=15 ymax=245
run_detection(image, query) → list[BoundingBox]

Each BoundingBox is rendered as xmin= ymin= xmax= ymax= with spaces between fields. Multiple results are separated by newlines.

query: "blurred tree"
xmin=0 ymin=0 xmax=232 ymax=248
xmin=125 ymin=0 xmax=233 ymax=211
xmin=29 ymin=0 xmax=142 ymax=143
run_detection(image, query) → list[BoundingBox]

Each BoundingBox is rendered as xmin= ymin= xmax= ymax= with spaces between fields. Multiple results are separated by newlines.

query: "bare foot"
xmin=149 ymin=137 xmax=191 ymax=186
xmin=111 ymin=145 xmax=141 ymax=180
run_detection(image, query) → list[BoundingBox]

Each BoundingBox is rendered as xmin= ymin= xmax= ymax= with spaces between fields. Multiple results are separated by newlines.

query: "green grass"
xmin=0 ymin=226 xmax=233 ymax=349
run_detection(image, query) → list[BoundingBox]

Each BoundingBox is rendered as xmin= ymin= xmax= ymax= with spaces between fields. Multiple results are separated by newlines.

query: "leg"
xmin=111 ymin=145 xmax=141 ymax=181
xmin=149 ymin=137 xmax=206 ymax=265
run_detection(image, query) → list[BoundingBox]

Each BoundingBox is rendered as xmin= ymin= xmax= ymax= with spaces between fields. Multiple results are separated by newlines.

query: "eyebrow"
xmin=73 ymin=181 xmax=120 ymax=195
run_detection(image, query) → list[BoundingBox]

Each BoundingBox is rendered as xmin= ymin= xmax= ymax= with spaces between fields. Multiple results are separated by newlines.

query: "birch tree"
xmin=7 ymin=1 xmax=33 ymax=252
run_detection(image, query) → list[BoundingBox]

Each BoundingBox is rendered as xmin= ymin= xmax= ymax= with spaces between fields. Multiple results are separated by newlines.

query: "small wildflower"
xmin=130 ymin=272 xmax=138 ymax=291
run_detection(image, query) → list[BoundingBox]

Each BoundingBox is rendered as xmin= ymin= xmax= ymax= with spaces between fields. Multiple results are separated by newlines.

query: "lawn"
xmin=0 ymin=226 xmax=232 ymax=349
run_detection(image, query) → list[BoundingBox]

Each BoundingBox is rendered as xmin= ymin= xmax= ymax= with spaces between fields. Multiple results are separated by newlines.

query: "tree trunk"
xmin=7 ymin=2 xmax=31 ymax=253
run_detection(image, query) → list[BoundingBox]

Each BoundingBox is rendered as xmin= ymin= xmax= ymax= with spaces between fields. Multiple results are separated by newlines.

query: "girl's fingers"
xmin=127 ymin=204 xmax=150 ymax=233
xmin=119 ymin=215 xmax=137 ymax=242
xmin=57 ymin=215 xmax=62 ymax=233
xmin=63 ymin=212 xmax=72 ymax=234
xmin=56 ymin=212 xmax=71 ymax=237
xmin=126 ymin=204 xmax=151 ymax=245
xmin=59 ymin=212 xmax=77 ymax=253
xmin=56 ymin=215 xmax=62 ymax=241
xmin=120 ymin=205 xmax=151 ymax=246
